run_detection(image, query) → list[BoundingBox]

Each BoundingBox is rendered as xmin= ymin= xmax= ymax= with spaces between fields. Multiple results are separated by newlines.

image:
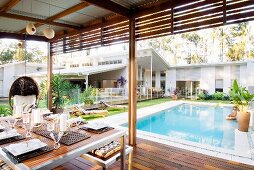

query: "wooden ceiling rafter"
xmin=0 ymin=31 xmax=48 ymax=41
xmin=0 ymin=0 xmax=20 ymax=13
xmin=18 ymin=2 xmax=90 ymax=33
xmin=82 ymin=0 xmax=131 ymax=18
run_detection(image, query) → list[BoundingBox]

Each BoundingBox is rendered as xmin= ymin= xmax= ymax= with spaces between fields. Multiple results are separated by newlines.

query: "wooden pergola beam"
xmin=18 ymin=2 xmax=90 ymax=33
xmin=82 ymin=0 xmax=131 ymax=18
xmin=0 ymin=12 xmax=81 ymax=29
xmin=0 ymin=32 xmax=48 ymax=41
xmin=0 ymin=0 xmax=20 ymax=13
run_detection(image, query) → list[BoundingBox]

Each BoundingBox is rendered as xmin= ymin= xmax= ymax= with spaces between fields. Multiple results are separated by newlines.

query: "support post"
xmin=47 ymin=42 xmax=53 ymax=111
xmin=150 ymin=55 xmax=153 ymax=99
xmin=128 ymin=16 xmax=137 ymax=146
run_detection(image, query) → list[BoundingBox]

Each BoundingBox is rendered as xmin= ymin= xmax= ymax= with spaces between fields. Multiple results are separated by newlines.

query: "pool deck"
xmin=91 ymin=100 xmax=254 ymax=166
xmin=55 ymin=137 xmax=254 ymax=170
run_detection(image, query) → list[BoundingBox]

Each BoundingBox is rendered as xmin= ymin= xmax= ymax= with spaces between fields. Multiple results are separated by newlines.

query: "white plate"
xmin=5 ymin=139 xmax=47 ymax=156
xmin=0 ymin=129 xmax=20 ymax=140
xmin=83 ymin=123 xmax=108 ymax=130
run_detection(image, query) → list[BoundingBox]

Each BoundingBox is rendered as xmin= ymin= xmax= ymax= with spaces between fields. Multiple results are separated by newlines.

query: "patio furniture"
xmin=72 ymin=104 xmax=109 ymax=117
xmin=8 ymin=76 xmax=39 ymax=110
xmin=81 ymin=145 xmax=133 ymax=170
xmin=0 ymin=125 xmax=127 ymax=170
xmin=100 ymin=101 xmax=127 ymax=110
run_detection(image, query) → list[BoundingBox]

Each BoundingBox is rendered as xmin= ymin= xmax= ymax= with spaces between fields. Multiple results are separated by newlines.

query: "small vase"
xmin=238 ymin=111 xmax=250 ymax=132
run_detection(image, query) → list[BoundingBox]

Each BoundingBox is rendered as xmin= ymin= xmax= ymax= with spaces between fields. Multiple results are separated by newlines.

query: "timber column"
xmin=128 ymin=16 xmax=137 ymax=146
xmin=47 ymin=42 xmax=53 ymax=111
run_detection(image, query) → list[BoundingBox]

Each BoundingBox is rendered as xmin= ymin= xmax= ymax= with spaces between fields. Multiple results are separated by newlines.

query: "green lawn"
xmin=184 ymin=99 xmax=232 ymax=104
xmin=81 ymin=97 xmax=172 ymax=121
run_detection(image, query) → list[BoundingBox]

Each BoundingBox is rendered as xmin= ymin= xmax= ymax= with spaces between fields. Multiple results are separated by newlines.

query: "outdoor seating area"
xmin=1 ymin=0 xmax=254 ymax=169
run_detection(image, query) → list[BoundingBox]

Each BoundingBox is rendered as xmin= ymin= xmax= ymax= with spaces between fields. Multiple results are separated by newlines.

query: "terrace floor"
xmin=54 ymin=138 xmax=254 ymax=170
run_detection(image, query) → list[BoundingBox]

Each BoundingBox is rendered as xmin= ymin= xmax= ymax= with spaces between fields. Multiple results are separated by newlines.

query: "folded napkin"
xmin=67 ymin=117 xmax=86 ymax=127
xmin=83 ymin=122 xmax=108 ymax=130
xmin=0 ymin=129 xmax=20 ymax=140
xmin=5 ymin=139 xmax=47 ymax=156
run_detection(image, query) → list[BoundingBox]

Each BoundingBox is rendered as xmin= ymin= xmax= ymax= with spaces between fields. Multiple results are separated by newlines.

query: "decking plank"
xmin=54 ymin=138 xmax=254 ymax=170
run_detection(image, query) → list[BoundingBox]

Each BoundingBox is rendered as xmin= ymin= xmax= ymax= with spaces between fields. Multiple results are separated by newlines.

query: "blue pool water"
xmin=123 ymin=104 xmax=238 ymax=149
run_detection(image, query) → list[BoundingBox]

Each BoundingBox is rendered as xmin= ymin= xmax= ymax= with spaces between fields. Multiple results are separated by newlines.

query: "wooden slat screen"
xmin=51 ymin=0 xmax=254 ymax=55
xmin=227 ymin=0 xmax=254 ymax=24
xmin=135 ymin=9 xmax=172 ymax=40
xmin=174 ymin=0 xmax=224 ymax=34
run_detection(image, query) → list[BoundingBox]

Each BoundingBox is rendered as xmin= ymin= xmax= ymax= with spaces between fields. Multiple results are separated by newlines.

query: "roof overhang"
xmin=27 ymin=64 xmax=126 ymax=78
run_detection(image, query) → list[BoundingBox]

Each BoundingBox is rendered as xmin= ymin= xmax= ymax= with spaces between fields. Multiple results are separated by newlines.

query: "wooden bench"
xmin=80 ymin=145 xmax=133 ymax=170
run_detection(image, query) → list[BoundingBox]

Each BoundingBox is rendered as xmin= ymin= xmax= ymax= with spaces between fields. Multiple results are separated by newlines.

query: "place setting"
xmin=80 ymin=121 xmax=114 ymax=134
xmin=34 ymin=113 xmax=91 ymax=148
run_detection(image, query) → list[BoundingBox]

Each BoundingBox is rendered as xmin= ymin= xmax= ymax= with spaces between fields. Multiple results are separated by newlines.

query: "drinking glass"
xmin=46 ymin=116 xmax=63 ymax=149
xmin=22 ymin=112 xmax=32 ymax=138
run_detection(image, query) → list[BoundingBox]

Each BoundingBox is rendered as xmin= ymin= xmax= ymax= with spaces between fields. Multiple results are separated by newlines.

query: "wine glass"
xmin=22 ymin=112 xmax=32 ymax=138
xmin=46 ymin=116 xmax=63 ymax=149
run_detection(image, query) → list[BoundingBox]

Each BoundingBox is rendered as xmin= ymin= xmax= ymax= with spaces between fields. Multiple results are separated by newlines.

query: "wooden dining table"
xmin=0 ymin=125 xmax=127 ymax=170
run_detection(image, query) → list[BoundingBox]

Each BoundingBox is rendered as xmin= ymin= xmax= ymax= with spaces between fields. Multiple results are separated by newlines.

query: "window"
xmin=70 ymin=64 xmax=79 ymax=68
xmin=98 ymin=60 xmax=122 ymax=65
xmin=215 ymin=79 xmax=223 ymax=92
xmin=161 ymin=72 xmax=166 ymax=77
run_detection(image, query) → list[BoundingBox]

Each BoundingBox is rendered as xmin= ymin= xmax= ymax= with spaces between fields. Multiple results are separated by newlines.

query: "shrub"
xmin=197 ymin=89 xmax=211 ymax=100
xmin=212 ymin=92 xmax=225 ymax=100
xmin=0 ymin=105 xmax=12 ymax=116
xmin=80 ymin=86 xmax=96 ymax=105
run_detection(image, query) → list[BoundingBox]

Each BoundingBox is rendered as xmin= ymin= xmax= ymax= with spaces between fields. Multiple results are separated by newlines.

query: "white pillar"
xmin=140 ymin=66 xmax=143 ymax=82
xmin=155 ymin=71 xmax=161 ymax=90
xmin=85 ymin=75 xmax=89 ymax=89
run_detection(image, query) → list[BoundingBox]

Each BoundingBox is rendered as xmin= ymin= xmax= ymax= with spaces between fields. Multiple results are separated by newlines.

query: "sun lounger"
xmin=71 ymin=105 xmax=108 ymax=117
xmin=100 ymin=101 xmax=127 ymax=109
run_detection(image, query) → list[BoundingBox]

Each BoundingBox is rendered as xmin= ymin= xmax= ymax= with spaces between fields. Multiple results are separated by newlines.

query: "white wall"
xmin=246 ymin=62 xmax=254 ymax=93
xmin=155 ymin=71 xmax=161 ymax=89
xmin=3 ymin=65 xmax=15 ymax=97
xmin=165 ymin=69 xmax=176 ymax=95
xmin=144 ymin=69 xmax=151 ymax=87
xmin=240 ymin=65 xmax=247 ymax=87
xmin=223 ymin=66 xmax=231 ymax=93
xmin=89 ymin=67 xmax=127 ymax=89
xmin=200 ymin=67 xmax=215 ymax=94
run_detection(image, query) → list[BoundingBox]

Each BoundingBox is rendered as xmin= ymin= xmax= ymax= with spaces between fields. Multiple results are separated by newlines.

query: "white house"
xmin=0 ymin=61 xmax=48 ymax=97
xmin=165 ymin=61 xmax=254 ymax=97
xmin=1 ymin=49 xmax=254 ymax=99
xmin=30 ymin=48 xmax=170 ymax=94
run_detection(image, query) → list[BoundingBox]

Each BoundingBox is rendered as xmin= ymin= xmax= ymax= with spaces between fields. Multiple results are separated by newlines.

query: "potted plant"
xmin=116 ymin=76 xmax=127 ymax=88
xmin=51 ymin=74 xmax=72 ymax=114
xmin=172 ymin=88 xmax=179 ymax=100
xmin=230 ymin=80 xmax=254 ymax=132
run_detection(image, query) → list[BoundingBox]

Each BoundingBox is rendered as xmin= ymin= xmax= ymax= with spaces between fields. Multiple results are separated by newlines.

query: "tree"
xmin=0 ymin=48 xmax=15 ymax=64
xmin=225 ymin=22 xmax=248 ymax=61
xmin=181 ymin=32 xmax=201 ymax=64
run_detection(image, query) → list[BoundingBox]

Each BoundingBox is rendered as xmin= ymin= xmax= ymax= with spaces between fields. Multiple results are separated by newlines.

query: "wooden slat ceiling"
xmin=0 ymin=0 xmax=254 ymax=55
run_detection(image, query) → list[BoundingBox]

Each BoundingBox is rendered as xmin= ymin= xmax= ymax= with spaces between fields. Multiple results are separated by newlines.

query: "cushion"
xmin=13 ymin=95 xmax=36 ymax=106
xmin=90 ymin=141 xmax=121 ymax=159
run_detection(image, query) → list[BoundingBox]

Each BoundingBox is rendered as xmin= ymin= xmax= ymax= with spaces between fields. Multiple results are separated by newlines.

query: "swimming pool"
xmin=123 ymin=103 xmax=238 ymax=149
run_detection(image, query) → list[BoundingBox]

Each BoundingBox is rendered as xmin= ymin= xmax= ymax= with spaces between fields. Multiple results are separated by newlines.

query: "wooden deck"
xmin=55 ymin=138 xmax=254 ymax=170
